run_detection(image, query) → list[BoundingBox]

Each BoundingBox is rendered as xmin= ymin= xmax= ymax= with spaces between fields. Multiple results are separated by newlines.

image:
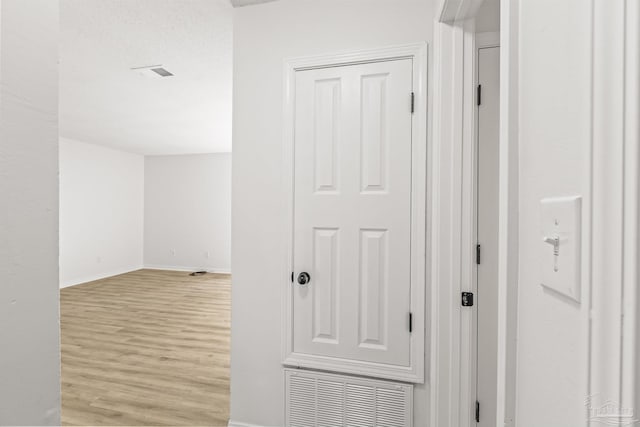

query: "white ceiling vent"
xmin=150 ymin=67 xmax=173 ymax=77
xmin=285 ymin=368 xmax=413 ymax=427
xmin=131 ymin=65 xmax=174 ymax=78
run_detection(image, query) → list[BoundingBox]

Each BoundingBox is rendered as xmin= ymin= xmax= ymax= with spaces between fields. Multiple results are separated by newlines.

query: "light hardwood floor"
xmin=60 ymin=269 xmax=231 ymax=426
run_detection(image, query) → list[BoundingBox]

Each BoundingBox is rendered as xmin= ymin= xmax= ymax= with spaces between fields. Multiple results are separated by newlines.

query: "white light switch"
xmin=539 ymin=196 xmax=582 ymax=302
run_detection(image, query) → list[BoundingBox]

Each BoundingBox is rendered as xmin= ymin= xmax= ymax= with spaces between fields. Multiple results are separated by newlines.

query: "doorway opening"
xmin=475 ymin=36 xmax=500 ymax=427
xmin=473 ymin=1 xmax=501 ymax=425
xmin=58 ymin=1 xmax=233 ymax=425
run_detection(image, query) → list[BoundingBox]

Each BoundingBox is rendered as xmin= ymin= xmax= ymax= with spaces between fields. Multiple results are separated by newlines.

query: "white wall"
xmin=231 ymin=1 xmax=433 ymax=425
xmin=60 ymin=144 xmax=231 ymax=284
xmin=59 ymin=138 xmax=144 ymax=287
xmin=144 ymin=154 xmax=231 ymax=273
xmin=515 ymin=0 xmax=590 ymax=422
xmin=0 ymin=1 xmax=61 ymax=424
xmin=512 ymin=0 xmax=633 ymax=425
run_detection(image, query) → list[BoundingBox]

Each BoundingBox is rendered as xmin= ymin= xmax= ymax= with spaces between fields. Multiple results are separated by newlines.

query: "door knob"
xmin=297 ymin=272 xmax=311 ymax=285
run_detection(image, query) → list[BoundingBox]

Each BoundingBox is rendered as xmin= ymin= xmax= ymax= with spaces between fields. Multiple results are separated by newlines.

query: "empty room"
xmin=1 ymin=0 xmax=639 ymax=427
xmin=58 ymin=0 xmax=232 ymax=425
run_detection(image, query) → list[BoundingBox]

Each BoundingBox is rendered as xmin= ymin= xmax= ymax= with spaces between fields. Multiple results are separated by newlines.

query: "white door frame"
xmin=430 ymin=1 xmax=519 ymax=426
xmin=591 ymin=0 xmax=640 ymax=423
xmin=430 ymin=16 xmax=478 ymax=427
xmin=621 ymin=0 xmax=640 ymax=419
xmin=280 ymin=43 xmax=428 ymax=384
xmin=495 ymin=3 xmax=519 ymax=424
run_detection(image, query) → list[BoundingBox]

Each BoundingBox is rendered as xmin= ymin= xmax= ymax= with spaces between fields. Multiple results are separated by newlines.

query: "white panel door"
xmin=476 ymin=46 xmax=500 ymax=427
xmin=292 ymin=59 xmax=413 ymax=368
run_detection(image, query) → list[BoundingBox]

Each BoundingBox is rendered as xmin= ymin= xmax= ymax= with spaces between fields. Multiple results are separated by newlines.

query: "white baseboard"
xmin=60 ymin=266 xmax=144 ymax=288
xmin=144 ymin=264 xmax=231 ymax=275
xmin=228 ymin=421 xmax=268 ymax=427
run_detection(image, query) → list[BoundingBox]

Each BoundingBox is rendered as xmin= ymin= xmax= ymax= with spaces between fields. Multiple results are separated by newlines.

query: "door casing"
xmin=430 ymin=5 xmax=519 ymax=426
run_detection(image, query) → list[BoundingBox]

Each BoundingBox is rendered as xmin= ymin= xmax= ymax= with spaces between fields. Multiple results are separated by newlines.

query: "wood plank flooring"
xmin=60 ymin=269 xmax=231 ymax=426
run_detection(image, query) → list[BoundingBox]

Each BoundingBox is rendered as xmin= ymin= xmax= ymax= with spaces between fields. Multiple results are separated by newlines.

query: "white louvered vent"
xmin=285 ymin=369 xmax=413 ymax=427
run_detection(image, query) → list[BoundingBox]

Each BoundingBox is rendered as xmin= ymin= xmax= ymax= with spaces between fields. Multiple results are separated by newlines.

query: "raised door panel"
xmin=313 ymin=79 xmax=341 ymax=194
xmin=359 ymin=229 xmax=388 ymax=350
xmin=312 ymin=227 xmax=339 ymax=344
xmin=361 ymin=73 xmax=389 ymax=193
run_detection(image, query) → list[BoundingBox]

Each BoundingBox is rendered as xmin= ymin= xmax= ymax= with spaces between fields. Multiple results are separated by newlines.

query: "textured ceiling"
xmin=60 ymin=0 xmax=233 ymax=155
xmin=230 ymin=0 xmax=278 ymax=7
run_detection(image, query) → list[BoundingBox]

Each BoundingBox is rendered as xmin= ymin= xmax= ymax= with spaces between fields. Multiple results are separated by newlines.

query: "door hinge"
xmin=411 ymin=92 xmax=415 ymax=114
xmin=475 ymin=400 xmax=480 ymax=422
xmin=476 ymin=244 xmax=481 ymax=265
xmin=408 ymin=312 xmax=413 ymax=333
xmin=477 ymin=84 xmax=482 ymax=106
xmin=462 ymin=292 xmax=474 ymax=307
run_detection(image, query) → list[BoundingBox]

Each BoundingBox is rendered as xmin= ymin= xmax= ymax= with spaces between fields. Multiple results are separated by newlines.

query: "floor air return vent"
xmin=285 ymin=369 xmax=413 ymax=427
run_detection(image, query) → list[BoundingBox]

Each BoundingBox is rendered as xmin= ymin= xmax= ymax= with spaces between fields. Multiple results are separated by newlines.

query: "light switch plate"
xmin=539 ymin=196 xmax=582 ymax=302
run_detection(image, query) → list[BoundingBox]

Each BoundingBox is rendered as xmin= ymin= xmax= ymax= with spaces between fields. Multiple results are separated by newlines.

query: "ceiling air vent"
xmin=150 ymin=67 xmax=173 ymax=77
xmin=131 ymin=65 xmax=174 ymax=78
